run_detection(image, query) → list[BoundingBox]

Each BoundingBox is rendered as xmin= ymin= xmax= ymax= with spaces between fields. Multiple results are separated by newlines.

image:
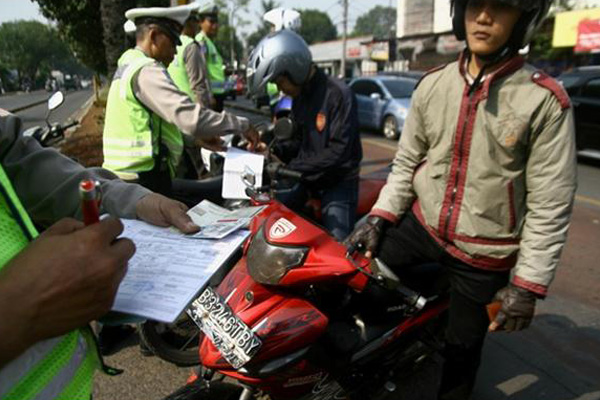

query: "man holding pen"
xmin=0 ymin=108 xmax=199 ymax=399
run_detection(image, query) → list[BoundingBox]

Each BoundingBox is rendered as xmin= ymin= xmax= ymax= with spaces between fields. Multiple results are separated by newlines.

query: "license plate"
xmin=187 ymin=287 xmax=261 ymax=369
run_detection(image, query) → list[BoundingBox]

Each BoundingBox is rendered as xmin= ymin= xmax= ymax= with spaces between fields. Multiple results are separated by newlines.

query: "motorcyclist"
xmin=0 ymin=108 xmax=200 ymax=398
xmin=102 ymin=6 xmax=259 ymax=203
xmin=248 ymin=30 xmax=362 ymax=241
xmin=345 ymin=0 xmax=576 ymax=398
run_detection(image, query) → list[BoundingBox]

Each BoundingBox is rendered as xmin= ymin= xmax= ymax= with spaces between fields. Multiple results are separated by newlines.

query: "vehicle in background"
xmin=63 ymin=74 xmax=80 ymax=91
xmin=349 ymin=76 xmax=417 ymax=140
xmin=558 ymin=66 xmax=600 ymax=160
xmin=379 ymin=70 xmax=426 ymax=81
xmin=234 ymin=75 xmax=245 ymax=95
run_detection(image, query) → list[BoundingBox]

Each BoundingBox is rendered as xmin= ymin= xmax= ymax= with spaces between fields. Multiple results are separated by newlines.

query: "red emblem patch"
xmin=316 ymin=112 xmax=326 ymax=132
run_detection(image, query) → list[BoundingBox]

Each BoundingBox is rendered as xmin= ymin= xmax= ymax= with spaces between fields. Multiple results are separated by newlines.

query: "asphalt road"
xmin=8 ymin=88 xmax=93 ymax=130
xmin=1 ymin=93 xmax=598 ymax=400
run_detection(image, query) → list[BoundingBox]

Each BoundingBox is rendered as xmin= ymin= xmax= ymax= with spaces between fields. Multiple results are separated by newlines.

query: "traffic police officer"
xmin=0 ymin=108 xmax=199 ymax=399
xmin=195 ymin=3 xmax=226 ymax=112
xmin=102 ymin=6 xmax=258 ymax=198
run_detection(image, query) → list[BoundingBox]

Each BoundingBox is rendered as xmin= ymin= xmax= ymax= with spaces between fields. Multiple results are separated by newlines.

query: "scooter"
xmin=164 ymin=130 xmax=451 ymax=400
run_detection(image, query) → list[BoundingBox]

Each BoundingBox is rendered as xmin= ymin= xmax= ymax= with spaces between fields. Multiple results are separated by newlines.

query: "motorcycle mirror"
xmin=273 ymin=118 xmax=294 ymax=141
xmin=242 ymin=166 xmax=256 ymax=187
xmin=48 ymin=91 xmax=64 ymax=111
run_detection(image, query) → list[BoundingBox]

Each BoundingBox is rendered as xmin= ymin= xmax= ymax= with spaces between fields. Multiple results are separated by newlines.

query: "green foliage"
xmin=34 ymin=0 xmax=169 ymax=75
xmin=353 ymin=6 xmax=396 ymax=39
xmin=0 ymin=20 xmax=86 ymax=85
xmin=298 ymin=9 xmax=337 ymax=45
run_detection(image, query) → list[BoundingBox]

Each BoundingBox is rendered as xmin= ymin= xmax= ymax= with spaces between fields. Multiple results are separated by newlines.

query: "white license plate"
xmin=187 ymin=287 xmax=261 ymax=369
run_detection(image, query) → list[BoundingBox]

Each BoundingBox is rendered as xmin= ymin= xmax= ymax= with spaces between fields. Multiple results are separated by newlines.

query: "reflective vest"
xmin=267 ymin=82 xmax=280 ymax=107
xmin=167 ymin=35 xmax=198 ymax=102
xmin=103 ymin=48 xmax=183 ymax=180
xmin=0 ymin=164 xmax=99 ymax=400
xmin=196 ymin=32 xmax=225 ymax=95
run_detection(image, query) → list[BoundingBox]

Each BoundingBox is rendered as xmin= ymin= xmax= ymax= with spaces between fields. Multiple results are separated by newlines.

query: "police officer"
xmin=102 ymin=6 xmax=258 ymax=200
xmin=195 ymin=3 xmax=226 ymax=111
xmin=345 ymin=0 xmax=575 ymax=397
xmin=0 ymin=108 xmax=199 ymax=399
xmin=167 ymin=3 xmax=211 ymax=108
xmin=248 ymin=30 xmax=362 ymax=240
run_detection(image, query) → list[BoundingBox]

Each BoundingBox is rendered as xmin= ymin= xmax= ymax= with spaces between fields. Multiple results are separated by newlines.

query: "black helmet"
xmin=451 ymin=0 xmax=551 ymax=52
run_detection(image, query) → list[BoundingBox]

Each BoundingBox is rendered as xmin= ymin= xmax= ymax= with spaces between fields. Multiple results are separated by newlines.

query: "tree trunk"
xmin=100 ymin=0 xmax=128 ymax=78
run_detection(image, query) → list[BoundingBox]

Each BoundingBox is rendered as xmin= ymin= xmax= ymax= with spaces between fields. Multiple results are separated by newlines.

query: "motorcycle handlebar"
xmin=394 ymin=284 xmax=427 ymax=311
xmin=61 ymin=120 xmax=79 ymax=131
xmin=276 ymin=166 xmax=303 ymax=181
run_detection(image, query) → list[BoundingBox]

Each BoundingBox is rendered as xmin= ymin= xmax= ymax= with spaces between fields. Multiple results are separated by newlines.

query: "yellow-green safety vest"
xmin=195 ymin=31 xmax=225 ymax=95
xmin=167 ymin=35 xmax=198 ymax=102
xmin=267 ymin=82 xmax=280 ymax=107
xmin=103 ymin=48 xmax=183 ymax=180
xmin=0 ymin=164 xmax=100 ymax=400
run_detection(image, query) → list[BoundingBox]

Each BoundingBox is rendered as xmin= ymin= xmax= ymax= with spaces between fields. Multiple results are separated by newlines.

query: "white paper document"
xmin=222 ymin=147 xmax=264 ymax=199
xmin=111 ymin=219 xmax=250 ymax=323
xmin=185 ymin=200 xmax=266 ymax=239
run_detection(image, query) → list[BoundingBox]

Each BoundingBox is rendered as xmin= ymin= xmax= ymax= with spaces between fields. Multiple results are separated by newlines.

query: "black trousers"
xmin=377 ymin=211 xmax=509 ymax=399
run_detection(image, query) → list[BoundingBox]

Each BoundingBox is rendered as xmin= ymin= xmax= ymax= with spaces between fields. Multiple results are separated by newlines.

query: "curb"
xmin=70 ymin=95 xmax=95 ymax=123
xmin=224 ymin=101 xmax=270 ymax=117
xmin=8 ymin=99 xmax=48 ymax=114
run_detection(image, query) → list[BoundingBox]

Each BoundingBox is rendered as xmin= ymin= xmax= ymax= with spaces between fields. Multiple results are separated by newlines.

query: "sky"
xmin=0 ymin=0 xmax=396 ymax=37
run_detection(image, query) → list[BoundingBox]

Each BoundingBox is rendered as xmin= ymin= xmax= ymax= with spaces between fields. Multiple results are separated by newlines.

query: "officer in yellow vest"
xmin=167 ymin=3 xmax=211 ymax=108
xmin=195 ymin=3 xmax=226 ymax=112
xmin=103 ymin=6 xmax=258 ymax=198
xmin=0 ymin=108 xmax=199 ymax=399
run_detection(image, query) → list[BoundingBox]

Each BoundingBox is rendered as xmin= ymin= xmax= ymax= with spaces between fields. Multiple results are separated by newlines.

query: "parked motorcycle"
xmin=23 ymin=91 xmax=79 ymax=147
xmin=141 ymin=119 xmax=389 ymax=367
xmin=162 ymin=127 xmax=450 ymax=400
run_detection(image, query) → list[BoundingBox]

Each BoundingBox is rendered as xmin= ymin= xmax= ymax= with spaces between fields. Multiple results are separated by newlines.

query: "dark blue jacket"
xmin=288 ymin=67 xmax=362 ymax=188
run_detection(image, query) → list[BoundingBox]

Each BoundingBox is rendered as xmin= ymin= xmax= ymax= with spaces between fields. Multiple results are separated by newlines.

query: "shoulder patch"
xmin=415 ymin=63 xmax=448 ymax=89
xmin=531 ymin=71 xmax=571 ymax=110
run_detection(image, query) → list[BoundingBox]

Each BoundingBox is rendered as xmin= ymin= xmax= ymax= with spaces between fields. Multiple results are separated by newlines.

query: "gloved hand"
xmin=266 ymin=161 xmax=283 ymax=179
xmin=343 ymin=215 xmax=387 ymax=258
xmin=196 ymin=136 xmax=226 ymax=152
xmin=489 ymin=284 xmax=537 ymax=332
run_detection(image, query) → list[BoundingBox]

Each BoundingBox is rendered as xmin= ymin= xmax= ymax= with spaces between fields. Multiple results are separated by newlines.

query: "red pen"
xmin=80 ymin=179 xmax=101 ymax=226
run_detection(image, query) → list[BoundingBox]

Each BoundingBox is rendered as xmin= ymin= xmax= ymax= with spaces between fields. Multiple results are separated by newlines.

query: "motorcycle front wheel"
xmin=139 ymin=315 xmax=200 ymax=366
xmin=164 ymin=380 xmax=243 ymax=400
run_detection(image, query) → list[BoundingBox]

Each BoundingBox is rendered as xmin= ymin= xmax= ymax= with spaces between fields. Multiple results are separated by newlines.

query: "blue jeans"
xmin=276 ymin=177 xmax=358 ymax=241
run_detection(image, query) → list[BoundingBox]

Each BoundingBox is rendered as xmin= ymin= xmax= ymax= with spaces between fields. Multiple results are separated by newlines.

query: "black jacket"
xmin=287 ymin=67 xmax=362 ymax=188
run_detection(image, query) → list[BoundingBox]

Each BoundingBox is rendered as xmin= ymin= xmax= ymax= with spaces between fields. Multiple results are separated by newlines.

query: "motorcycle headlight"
xmin=247 ymin=225 xmax=308 ymax=285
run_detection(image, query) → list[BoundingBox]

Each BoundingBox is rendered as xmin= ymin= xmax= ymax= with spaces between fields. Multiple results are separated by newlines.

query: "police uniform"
xmin=102 ymin=6 xmax=249 ymax=196
xmin=0 ymin=109 xmax=149 ymax=399
xmin=195 ymin=4 xmax=226 ymax=112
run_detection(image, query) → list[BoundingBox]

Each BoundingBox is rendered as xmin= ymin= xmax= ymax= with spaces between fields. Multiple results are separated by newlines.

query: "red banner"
xmin=575 ymin=18 xmax=600 ymax=53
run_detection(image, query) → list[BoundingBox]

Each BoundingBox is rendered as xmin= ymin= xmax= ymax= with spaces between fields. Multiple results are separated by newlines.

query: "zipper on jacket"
xmin=443 ymin=88 xmax=477 ymax=240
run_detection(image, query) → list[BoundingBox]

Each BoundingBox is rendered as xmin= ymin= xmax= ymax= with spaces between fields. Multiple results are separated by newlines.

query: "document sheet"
xmin=222 ymin=147 xmax=264 ymax=199
xmin=111 ymin=219 xmax=250 ymax=323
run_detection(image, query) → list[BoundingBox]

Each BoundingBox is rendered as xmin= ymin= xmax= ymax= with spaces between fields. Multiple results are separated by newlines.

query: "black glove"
xmin=266 ymin=161 xmax=283 ymax=179
xmin=343 ymin=216 xmax=387 ymax=258
xmin=491 ymin=284 xmax=537 ymax=332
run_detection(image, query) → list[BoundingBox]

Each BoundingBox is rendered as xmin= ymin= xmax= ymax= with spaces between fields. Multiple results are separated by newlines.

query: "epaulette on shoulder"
xmin=415 ymin=63 xmax=448 ymax=89
xmin=531 ymin=71 xmax=571 ymax=110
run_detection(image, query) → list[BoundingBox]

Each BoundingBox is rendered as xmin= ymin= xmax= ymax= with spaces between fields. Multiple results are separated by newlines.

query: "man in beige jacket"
xmin=346 ymin=0 xmax=577 ymax=398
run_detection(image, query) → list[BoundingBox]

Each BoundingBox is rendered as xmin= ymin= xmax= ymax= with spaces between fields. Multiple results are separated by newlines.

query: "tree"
xmin=100 ymin=0 xmax=128 ymax=77
xmin=246 ymin=0 xmax=280 ymax=50
xmin=35 ymin=0 xmax=169 ymax=76
xmin=0 ymin=21 xmax=86 ymax=87
xmin=353 ymin=6 xmax=396 ymax=39
xmin=298 ymin=9 xmax=337 ymax=45
xmin=216 ymin=0 xmax=250 ymax=65
xmin=212 ymin=11 xmax=245 ymax=68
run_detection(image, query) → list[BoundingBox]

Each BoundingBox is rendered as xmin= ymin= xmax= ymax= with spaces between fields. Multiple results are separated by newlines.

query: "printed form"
xmin=111 ymin=219 xmax=250 ymax=323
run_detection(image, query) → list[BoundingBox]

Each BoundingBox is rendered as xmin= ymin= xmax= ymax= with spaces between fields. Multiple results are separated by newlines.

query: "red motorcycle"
xmin=166 ymin=164 xmax=451 ymax=400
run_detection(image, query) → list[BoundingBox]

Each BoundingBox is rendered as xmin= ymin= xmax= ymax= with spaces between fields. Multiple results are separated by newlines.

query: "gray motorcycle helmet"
xmin=247 ymin=30 xmax=312 ymax=96
xmin=451 ymin=0 xmax=551 ymax=50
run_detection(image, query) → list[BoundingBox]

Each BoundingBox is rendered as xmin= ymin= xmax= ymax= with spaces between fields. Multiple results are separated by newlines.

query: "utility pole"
xmin=341 ymin=0 xmax=348 ymax=79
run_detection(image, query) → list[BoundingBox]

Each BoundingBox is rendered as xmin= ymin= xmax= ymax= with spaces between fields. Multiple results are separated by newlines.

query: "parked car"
xmin=349 ymin=76 xmax=417 ymax=140
xmin=557 ymin=66 xmax=600 ymax=159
